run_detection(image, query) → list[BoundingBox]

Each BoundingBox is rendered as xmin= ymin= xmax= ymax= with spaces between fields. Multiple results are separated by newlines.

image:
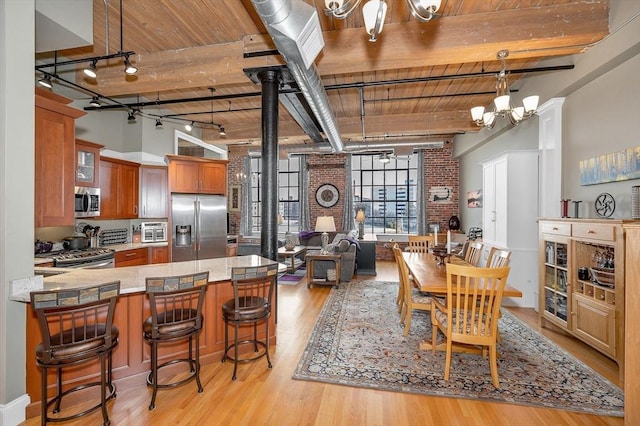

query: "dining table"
xmin=401 ymin=251 xmax=523 ymax=352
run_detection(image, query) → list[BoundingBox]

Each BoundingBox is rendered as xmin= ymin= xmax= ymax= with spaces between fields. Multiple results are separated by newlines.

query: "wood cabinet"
xmin=481 ymin=151 xmax=539 ymax=307
xmin=99 ymin=157 xmax=140 ymax=219
xmin=34 ymin=88 xmax=86 ymax=227
xmin=166 ymin=155 xmax=228 ymax=195
xmin=75 ymin=139 xmax=103 ymax=187
xmin=623 ymin=223 xmax=640 ymax=424
xmin=115 ymin=248 xmax=148 ymax=267
xmin=539 ymin=218 xmax=631 ymax=380
xmin=139 ymin=165 xmax=168 ymax=218
xmin=149 ymin=246 xmax=169 ymax=264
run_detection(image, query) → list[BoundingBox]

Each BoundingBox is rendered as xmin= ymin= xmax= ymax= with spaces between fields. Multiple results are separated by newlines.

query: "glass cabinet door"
xmin=75 ymin=140 xmax=102 ymax=187
xmin=543 ymin=240 xmax=569 ymax=324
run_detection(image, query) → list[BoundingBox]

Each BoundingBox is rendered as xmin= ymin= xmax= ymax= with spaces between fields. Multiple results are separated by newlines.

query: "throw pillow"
xmin=332 ymin=233 xmax=347 ymax=245
xmin=336 ymin=239 xmax=351 ymax=252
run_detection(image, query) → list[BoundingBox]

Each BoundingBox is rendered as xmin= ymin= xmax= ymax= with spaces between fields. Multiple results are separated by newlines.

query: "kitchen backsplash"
xmin=35 ymin=218 xmax=157 ymax=244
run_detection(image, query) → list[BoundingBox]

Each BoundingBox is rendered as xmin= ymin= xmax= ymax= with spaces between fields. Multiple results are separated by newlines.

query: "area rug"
xmin=277 ymin=267 xmax=306 ymax=286
xmin=293 ymin=280 xmax=624 ymax=417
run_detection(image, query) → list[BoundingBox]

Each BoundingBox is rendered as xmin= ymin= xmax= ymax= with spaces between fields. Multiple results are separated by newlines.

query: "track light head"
xmin=155 ymin=118 xmax=163 ymax=128
xmin=38 ymin=75 xmax=53 ymax=89
xmin=84 ymin=60 xmax=98 ymax=79
xmin=89 ymin=96 xmax=101 ymax=107
xmin=127 ymin=110 xmax=137 ymax=123
xmin=124 ymin=56 xmax=138 ymax=75
xmin=185 ymin=121 xmax=193 ymax=132
xmin=219 ymin=126 xmax=226 ymax=136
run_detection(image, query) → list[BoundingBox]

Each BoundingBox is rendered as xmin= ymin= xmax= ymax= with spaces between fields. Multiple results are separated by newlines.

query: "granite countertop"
xmin=15 ymin=255 xmax=285 ymax=303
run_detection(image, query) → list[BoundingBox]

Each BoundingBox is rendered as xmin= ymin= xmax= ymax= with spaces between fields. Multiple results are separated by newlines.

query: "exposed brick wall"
xmin=226 ymin=145 xmax=461 ymax=255
xmin=226 ymin=153 xmax=244 ymax=235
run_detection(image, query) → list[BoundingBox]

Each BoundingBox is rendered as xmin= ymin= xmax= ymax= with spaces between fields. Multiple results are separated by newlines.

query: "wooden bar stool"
xmin=30 ymin=281 xmax=120 ymax=426
xmin=143 ymin=272 xmax=209 ymax=410
xmin=222 ymin=264 xmax=278 ymax=380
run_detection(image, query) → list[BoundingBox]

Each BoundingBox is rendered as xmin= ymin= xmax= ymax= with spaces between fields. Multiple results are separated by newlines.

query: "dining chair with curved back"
xmin=143 ymin=272 xmax=209 ymax=410
xmin=431 ymin=263 xmax=510 ymax=388
xmin=407 ymin=235 xmax=434 ymax=253
xmin=391 ymin=243 xmax=405 ymax=312
xmin=485 ymin=246 xmax=512 ymax=268
xmin=31 ymin=281 xmax=120 ymax=426
xmin=464 ymin=241 xmax=484 ymax=266
xmin=393 ymin=246 xmax=432 ymax=336
xmin=222 ymin=263 xmax=278 ymax=381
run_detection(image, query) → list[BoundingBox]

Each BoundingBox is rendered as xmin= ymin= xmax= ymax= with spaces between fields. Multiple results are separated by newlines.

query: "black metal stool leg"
xmin=232 ymin=322 xmax=239 ymax=381
xmin=149 ymin=342 xmax=158 ymax=410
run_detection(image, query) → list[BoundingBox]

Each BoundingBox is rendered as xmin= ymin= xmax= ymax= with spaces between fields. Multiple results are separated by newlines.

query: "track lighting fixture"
xmin=219 ymin=126 xmax=226 ymax=136
xmin=379 ymin=152 xmax=391 ymax=163
xmin=124 ymin=56 xmax=138 ymax=75
xmin=38 ymin=75 xmax=53 ymax=89
xmin=155 ymin=118 xmax=163 ymax=128
xmin=84 ymin=60 xmax=97 ymax=79
xmin=89 ymin=96 xmax=101 ymax=107
xmin=127 ymin=110 xmax=137 ymax=123
xmin=185 ymin=121 xmax=193 ymax=132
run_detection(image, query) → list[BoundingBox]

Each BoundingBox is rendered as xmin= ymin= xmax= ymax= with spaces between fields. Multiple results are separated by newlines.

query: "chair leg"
xmin=489 ymin=344 xmax=500 ymax=388
xmin=149 ymin=342 xmax=158 ymax=410
xmin=431 ymin=317 xmax=438 ymax=354
xmin=232 ymin=322 xmax=239 ymax=381
xmin=403 ymin=308 xmax=412 ymax=336
xmin=40 ymin=366 xmax=47 ymax=426
xmin=195 ymin=333 xmax=204 ymax=393
xmin=253 ymin=322 xmax=259 ymax=352
xmin=444 ymin=339 xmax=453 ymax=381
xmin=265 ymin=318 xmax=273 ymax=369
xmin=222 ymin=320 xmax=228 ymax=364
xmin=53 ymin=368 xmax=62 ymax=413
xmin=100 ymin=353 xmax=110 ymax=426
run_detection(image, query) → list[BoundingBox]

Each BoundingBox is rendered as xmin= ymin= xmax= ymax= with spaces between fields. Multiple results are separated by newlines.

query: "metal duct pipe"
xmin=251 ymin=0 xmax=345 ymax=153
xmin=248 ymin=140 xmax=445 ymax=156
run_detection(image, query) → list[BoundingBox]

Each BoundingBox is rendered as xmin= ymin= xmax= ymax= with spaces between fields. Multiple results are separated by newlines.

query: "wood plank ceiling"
xmin=50 ymin=0 xmax=610 ymax=154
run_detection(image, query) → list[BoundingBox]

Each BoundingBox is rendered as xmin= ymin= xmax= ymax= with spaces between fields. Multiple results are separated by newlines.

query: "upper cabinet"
xmin=35 ymin=88 xmax=86 ymax=227
xmin=99 ymin=157 xmax=140 ymax=219
xmin=75 ymin=139 xmax=103 ymax=187
xmin=166 ymin=155 xmax=228 ymax=195
xmin=139 ymin=165 xmax=168 ymax=218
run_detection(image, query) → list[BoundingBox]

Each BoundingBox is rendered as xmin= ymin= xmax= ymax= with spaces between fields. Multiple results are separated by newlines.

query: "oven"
xmin=47 ymin=248 xmax=116 ymax=269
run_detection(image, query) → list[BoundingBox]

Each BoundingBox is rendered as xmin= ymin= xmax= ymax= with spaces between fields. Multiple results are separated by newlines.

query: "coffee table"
xmin=277 ymin=246 xmax=307 ymax=273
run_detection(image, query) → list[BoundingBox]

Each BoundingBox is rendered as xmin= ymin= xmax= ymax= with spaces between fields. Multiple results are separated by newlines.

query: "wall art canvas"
xmin=429 ymin=186 xmax=453 ymax=203
xmin=467 ymin=190 xmax=483 ymax=208
xmin=580 ymin=146 xmax=640 ymax=186
xmin=229 ymin=185 xmax=241 ymax=211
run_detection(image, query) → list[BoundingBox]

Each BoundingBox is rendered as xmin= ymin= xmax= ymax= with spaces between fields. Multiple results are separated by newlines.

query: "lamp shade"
xmin=522 ymin=95 xmax=539 ymax=113
xmin=470 ymin=106 xmax=485 ymax=122
xmin=356 ymin=210 xmax=366 ymax=223
xmin=315 ymin=216 xmax=336 ymax=232
xmin=362 ymin=0 xmax=387 ymax=37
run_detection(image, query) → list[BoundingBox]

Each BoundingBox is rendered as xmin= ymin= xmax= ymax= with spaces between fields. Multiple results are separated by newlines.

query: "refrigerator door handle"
xmin=194 ymin=200 xmax=200 ymax=253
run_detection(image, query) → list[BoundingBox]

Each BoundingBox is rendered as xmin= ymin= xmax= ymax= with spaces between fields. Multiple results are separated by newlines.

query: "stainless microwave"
xmin=74 ymin=186 xmax=100 ymax=218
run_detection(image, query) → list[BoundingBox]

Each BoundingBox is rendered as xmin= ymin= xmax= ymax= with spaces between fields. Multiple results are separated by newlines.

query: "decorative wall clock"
xmin=316 ymin=184 xmax=339 ymax=208
xmin=594 ymin=193 xmax=615 ymax=218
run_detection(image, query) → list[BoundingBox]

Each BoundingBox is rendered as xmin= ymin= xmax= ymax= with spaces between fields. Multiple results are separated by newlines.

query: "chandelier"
xmin=470 ymin=50 xmax=539 ymax=129
xmin=324 ymin=0 xmax=441 ymax=42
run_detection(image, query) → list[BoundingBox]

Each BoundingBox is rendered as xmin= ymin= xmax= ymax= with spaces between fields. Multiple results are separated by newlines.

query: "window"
xmin=250 ymin=157 xmax=301 ymax=234
xmin=352 ymin=154 xmax=418 ymax=234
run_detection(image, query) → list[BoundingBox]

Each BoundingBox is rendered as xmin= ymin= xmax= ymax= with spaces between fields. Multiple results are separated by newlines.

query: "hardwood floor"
xmin=21 ymin=261 xmax=623 ymax=426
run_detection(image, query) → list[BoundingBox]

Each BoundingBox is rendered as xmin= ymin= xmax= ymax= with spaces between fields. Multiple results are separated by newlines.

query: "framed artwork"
xmin=580 ymin=146 xmax=640 ymax=185
xmin=429 ymin=186 xmax=453 ymax=203
xmin=229 ymin=185 xmax=241 ymax=211
xmin=467 ymin=190 xmax=483 ymax=208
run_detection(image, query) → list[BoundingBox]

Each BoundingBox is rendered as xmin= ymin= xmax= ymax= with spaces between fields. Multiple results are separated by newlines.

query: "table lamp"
xmin=315 ymin=216 xmax=336 ymax=254
xmin=355 ymin=209 xmax=366 ymax=240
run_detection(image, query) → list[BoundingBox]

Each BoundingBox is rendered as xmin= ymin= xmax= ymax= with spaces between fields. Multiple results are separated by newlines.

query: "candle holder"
xmin=572 ymin=200 xmax=582 ymax=219
xmin=431 ymin=246 xmax=450 ymax=265
xmin=561 ymin=199 xmax=571 ymax=218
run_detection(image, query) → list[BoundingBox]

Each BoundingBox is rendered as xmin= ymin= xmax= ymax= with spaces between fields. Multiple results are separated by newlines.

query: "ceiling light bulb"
xmin=89 ymin=96 xmax=100 ymax=107
xmin=185 ymin=122 xmax=193 ymax=132
xmin=84 ymin=61 xmax=97 ymax=79
xmin=38 ymin=75 xmax=53 ymax=89
xmin=124 ymin=57 xmax=138 ymax=75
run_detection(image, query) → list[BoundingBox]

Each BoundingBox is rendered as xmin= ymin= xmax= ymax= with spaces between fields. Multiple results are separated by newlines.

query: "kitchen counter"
xmin=18 ymin=254 xmax=283 ymax=302
xmin=33 ymin=241 xmax=169 ymax=265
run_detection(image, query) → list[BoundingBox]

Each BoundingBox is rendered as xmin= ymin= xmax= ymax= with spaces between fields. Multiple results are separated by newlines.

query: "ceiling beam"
xmin=85 ymin=3 xmax=608 ymax=97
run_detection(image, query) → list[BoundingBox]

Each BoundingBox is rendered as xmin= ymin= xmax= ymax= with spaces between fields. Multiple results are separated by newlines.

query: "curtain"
xmin=416 ymin=150 xmax=427 ymax=235
xmin=342 ymin=154 xmax=354 ymax=232
xmin=298 ymin=154 xmax=311 ymax=231
xmin=240 ymin=156 xmax=252 ymax=236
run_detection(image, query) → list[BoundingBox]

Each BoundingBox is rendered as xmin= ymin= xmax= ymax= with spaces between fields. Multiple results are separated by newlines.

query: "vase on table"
xmin=284 ymin=232 xmax=296 ymax=251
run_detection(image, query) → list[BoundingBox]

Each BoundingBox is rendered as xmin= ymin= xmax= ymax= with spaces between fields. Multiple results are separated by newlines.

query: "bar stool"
xmin=222 ymin=264 xmax=278 ymax=380
xmin=143 ymin=272 xmax=209 ymax=410
xmin=30 ymin=281 xmax=120 ymax=426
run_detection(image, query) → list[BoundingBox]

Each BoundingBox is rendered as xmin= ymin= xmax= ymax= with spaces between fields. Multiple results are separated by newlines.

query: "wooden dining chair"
xmin=393 ymin=246 xmax=432 ymax=336
xmin=485 ymin=247 xmax=512 ymax=268
xmin=392 ymin=244 xmax=405 ymax=312
xmin=431 ymin=263 xmax=510 ymax=388
xmin=464 ymin=241 xmax=484 ymax=266
xmin=407 ymin=235 xmax=434 ymax=253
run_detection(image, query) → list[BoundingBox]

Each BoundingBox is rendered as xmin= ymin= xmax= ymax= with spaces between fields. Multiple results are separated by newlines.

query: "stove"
xmin=39 ymin=248 xmax=116 ymax=268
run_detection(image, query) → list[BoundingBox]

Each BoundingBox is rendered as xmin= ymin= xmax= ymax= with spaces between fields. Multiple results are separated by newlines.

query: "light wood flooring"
xmin=22 ymin=261 xmax=623 ymax=426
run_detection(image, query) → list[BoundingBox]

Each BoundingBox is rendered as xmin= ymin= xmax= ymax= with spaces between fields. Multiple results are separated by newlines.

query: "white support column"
xmin=537 ymin=98 xmax=565 ymax=218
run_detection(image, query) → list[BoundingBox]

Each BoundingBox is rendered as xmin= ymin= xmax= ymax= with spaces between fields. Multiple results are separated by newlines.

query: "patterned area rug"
xmin=293 ymin=280 xmax=624 ymax=417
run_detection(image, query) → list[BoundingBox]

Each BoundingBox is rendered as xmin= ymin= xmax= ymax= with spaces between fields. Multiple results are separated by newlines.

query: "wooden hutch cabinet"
xmin=34 ymin=88 xmax=86 ymax=227
xmin=166 ymin=154 xmax=228 ymax=195
xmin=539 ymin=218 xmax=631 ymax=380
xmin=139 ymin=165 xmax=168 ymax=218
xmin=99 ymin=157 xmax=140 ymax=219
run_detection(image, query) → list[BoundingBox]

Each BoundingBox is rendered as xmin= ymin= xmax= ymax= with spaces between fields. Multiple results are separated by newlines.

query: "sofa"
xmin=297 ymin=231 xmax=358 ymax=283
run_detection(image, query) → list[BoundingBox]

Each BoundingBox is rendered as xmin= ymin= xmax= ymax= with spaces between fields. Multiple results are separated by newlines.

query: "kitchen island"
xmin=17 ymin=255 xmax=284 ymax=418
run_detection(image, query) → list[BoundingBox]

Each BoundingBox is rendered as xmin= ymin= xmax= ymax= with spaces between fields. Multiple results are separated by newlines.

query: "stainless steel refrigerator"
xmin=171 ymin=194 xmax=227 ymax=261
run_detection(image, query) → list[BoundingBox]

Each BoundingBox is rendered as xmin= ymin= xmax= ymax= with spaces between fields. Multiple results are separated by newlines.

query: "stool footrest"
xmin=45 ymin=381 xmax=116 ymax=423
xmin=223 ymin=340 xmax=269 ymax=364
xmin=146 ymin=358 xmax=199 ymax=389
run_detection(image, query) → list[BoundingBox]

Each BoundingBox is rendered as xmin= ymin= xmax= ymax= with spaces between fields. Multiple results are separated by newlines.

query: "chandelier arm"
xmin=406 ymin=0 xmax=438 ymax=22
xmin=369 ymin=1 xmax=386 ymax=42
xmin=325 ymin=0 xmax=364 ymax=19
